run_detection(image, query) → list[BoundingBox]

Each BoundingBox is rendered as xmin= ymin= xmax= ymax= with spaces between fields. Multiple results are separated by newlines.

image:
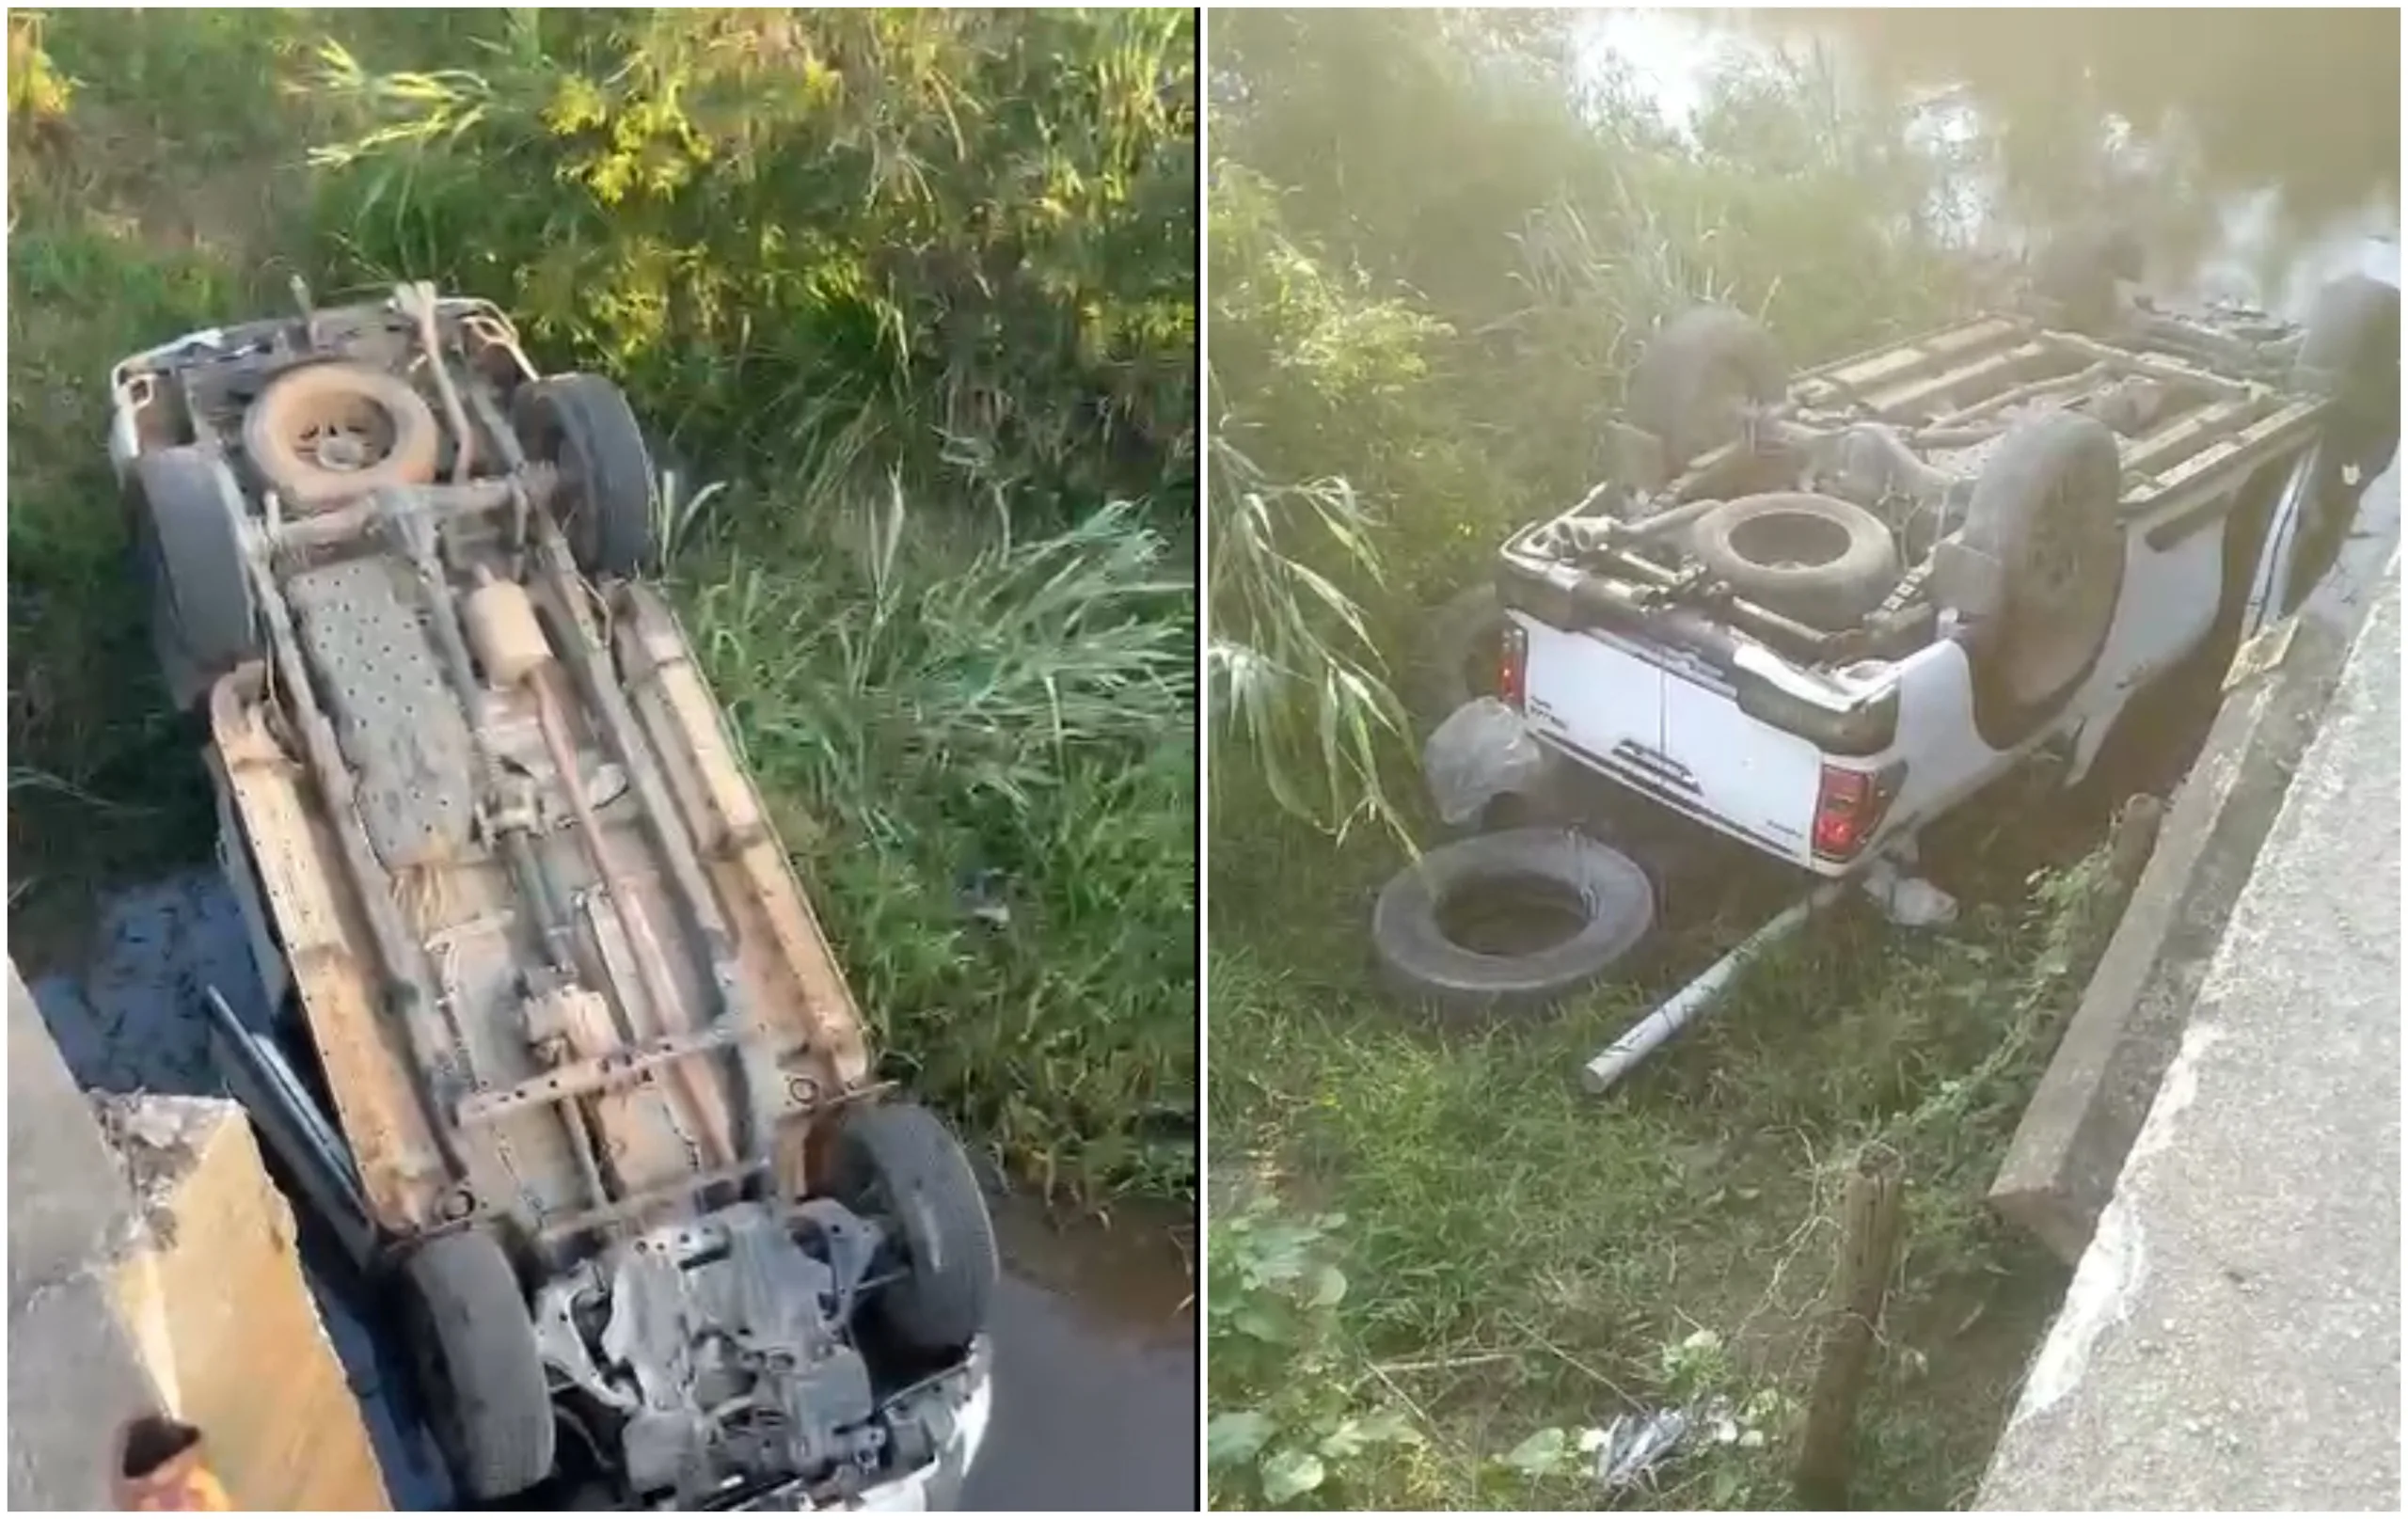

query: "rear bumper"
xmin=1527 ymin=728 xmax=1880 ymax=879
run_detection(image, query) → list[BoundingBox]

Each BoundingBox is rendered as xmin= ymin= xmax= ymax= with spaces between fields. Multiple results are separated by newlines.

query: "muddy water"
xmin=1580 ymin=8 xmax=2399 ymax=320
xmin=964 ymin=1198 xmax=1196 ymax=1511
xmin=24 ymin=872 xmax=1197 ymax=1511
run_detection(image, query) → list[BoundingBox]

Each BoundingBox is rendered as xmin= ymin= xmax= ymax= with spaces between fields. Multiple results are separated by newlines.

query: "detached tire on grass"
xmin=401 ymin=1228 xmax=555 ymax=1503
xmin=1372 ymin=828 xmax=1656 ymax=1023
xmin=832 ymin=1100 xmax=999 ymax=1356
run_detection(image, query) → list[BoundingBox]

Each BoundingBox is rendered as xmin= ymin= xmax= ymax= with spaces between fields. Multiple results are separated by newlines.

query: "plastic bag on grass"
xmin=1422 ymin=697 xmax=1549 ymax=827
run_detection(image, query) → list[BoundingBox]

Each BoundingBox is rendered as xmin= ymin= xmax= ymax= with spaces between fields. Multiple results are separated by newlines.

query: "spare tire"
xmin=1628 ymin=307 xmax=1788 ymax=469
xmin=1954 ymin=412 xmax=2128 ymax=742
xmin=1371 ymin=828 xmax=1656 ymax=1022
xmin=243 ymin=362 xmax=442 ymax=507
xmin=1690 ymin=492 xmax=1899 ymax=628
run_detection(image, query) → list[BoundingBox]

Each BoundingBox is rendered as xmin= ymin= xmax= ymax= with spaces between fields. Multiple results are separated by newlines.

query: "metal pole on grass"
xmin=1579 ymin=880 xmax=1846 ymax=1095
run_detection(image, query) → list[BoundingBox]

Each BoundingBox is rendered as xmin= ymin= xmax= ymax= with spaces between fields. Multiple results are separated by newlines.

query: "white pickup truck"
xmin=111 ymin=286 xmax=996 ymax=1511
xmin=1378 ymin=256 xmax=2398 ymax=1086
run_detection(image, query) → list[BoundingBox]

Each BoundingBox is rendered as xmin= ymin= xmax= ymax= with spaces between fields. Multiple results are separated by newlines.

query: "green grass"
xmin=678 ymin=491 xmax=1196 ymax=1198
xmin=7 ymin=8 xmax=1196 ymax=1208
xmin=1207 ymin=815 xmax=2137 ymax=1510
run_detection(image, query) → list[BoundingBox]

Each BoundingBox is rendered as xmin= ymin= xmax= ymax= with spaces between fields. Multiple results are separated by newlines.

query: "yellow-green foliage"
xmin=309 ymin=8 xmax=1197 ymax=518
xmin=8 ymin=12 xmax=72 ymax=129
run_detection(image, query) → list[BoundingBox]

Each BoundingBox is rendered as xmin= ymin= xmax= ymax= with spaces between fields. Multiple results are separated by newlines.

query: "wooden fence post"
xmin=1794 ymin=1142 xmax=1907 ymax=1510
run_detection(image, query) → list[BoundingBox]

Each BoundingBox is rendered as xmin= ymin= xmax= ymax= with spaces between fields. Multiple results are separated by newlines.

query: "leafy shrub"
xmin=7 ymin=11 xmax=71 ymax=132
xmin=1206 ymin=1195 xmax=1422 ymax=1509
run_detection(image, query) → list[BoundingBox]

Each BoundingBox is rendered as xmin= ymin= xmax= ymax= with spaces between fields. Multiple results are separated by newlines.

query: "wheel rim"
xmin=279 ymin=389 xmax=401 ymax=475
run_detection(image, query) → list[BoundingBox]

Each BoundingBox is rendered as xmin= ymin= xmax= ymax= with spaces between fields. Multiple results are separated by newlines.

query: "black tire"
xmin=1628 ymin=307 xmax=1788 ymax=470
xmin=1371 ymin=827 xmax=1656 ymax=1022
xmin=133 ymin=447 xmax=261 ymax=711
xmin=400 ymin=1229 xmax=555 ymax=1503
xmin=2028 ymin=224 xmax=2144 ymax=335
xmin=1405 ymin=583 xmax=1506 ymax=731
xmin=2293 ymin=273 xmax=2400 ymax=483
xmin=832 ymin=1101 xmax=999 ymax=1355
xmin=1689 ymin=492 xmax=1900 ymax=627
xmin=1955 ymin=412 xmax=2128 ymax=745
xmin=2278 ymin=277 xmax=2398 ymax=611
xmin=513 ymin=374 xmax=658 ymax=578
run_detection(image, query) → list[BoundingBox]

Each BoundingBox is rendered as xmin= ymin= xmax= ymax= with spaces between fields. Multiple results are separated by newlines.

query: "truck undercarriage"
xmin=116 ymin=286 xmax=996 ymax=1509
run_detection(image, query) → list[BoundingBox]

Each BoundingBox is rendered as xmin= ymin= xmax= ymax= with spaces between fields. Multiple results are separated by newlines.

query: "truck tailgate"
xmin=1515 ymin=616 xmax=1823 ymax=864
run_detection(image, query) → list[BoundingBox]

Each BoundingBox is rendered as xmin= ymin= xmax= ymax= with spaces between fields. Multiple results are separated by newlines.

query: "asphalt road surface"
xmin=25 ymin=869 xmax=1197 ymax=1511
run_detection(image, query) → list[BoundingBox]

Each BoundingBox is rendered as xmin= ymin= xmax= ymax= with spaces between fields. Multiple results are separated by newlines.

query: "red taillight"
xmin=1498 ymin=622 xmax=1529 ymax=710
xmin=1813 ymin=762 xmax=1901 ymax=862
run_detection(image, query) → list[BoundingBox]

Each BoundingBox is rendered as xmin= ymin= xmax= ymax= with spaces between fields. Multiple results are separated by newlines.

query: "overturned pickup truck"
xmin=112 ymin=284 xmax=996 ymax=1510
xmin=1388 ymin=256 xmax=2398 ymax=1086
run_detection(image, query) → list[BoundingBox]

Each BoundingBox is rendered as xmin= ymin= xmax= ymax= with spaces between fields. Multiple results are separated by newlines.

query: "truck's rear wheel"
xmin=2027 ymin=224 xmax=2145 ymax=336
xmin=401 ymin=1228 xmax=556 ymax=1503
xmin=1628 ymin=307 xmax=1788 ymax=469
xmin=1953 ymin=412 xmax=2128 ymax=746
xmin=1407 ymin=583 xmax=1507 ymax=732
xmin=2293 ymin=272 xmax=2400 ymax=483
xmin=513 ymin=374 xmax=658 ymax=578
xmin=832 ymin=1101 xmax=999 ymax=1356
xmin=1371 ymin=828 xmax=1656 ymax=1024
xmin=132 ymin=447 xmax=261 ymax=711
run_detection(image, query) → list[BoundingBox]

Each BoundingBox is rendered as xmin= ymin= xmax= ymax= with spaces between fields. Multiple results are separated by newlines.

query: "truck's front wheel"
xmin=1407 ymin=583 xmax=1507 ymax=732
xmin=832 ymin=1101 xmax=999 ymax=1356
xmin=401 ymin=1228 xmax=556 ymax=1503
